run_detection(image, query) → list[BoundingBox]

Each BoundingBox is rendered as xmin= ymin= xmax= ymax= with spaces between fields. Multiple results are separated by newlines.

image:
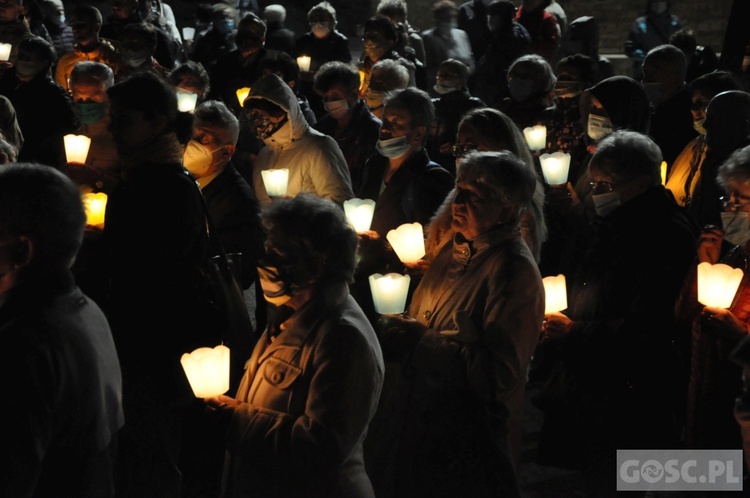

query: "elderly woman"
xmin=369 ymin=150 xmax=544 ymax=498
xmin=205 ymin=194 xmax=385 ymax=498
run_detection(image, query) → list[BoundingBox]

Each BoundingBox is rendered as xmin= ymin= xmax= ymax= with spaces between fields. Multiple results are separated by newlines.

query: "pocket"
xmin=262 ymin=358 xmax=302 ymax=390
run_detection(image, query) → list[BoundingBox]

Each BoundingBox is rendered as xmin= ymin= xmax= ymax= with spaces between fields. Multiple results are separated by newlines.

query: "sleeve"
xmin=308 ymin=136 xmax=354 ymax=205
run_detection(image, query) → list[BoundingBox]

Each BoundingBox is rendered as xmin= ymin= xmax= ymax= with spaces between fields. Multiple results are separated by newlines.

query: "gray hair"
xmin=69 ymin=61 xmax=115 ymax=89
xmin=589 ymin=130 xmax=663 ymax=185
xmin=194 ymin=100 xmax=239 ymax=146
xmin=370 ymin=58 xmax=409 ymax=91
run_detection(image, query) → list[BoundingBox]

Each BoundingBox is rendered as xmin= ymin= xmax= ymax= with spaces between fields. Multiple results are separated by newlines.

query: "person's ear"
xmin=411 ymin=125 xmax=426 ymax=145
xmin=221 ymin=144 xmax=236 ymax=159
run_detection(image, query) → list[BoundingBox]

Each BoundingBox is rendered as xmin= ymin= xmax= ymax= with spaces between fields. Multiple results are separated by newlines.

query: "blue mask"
xmin=74 ymin=101 xmax=107 ymax=125
xmin=376 ymin=135 xmax=410 ymax=159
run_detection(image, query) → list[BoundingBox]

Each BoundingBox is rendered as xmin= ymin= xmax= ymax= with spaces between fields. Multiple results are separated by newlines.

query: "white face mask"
xmin=183 ymin=140 xmax=221 ymax=177
xmin=592 ymin=190 xmax=621 ymax=217
xmin=15 ymin=60 xmax=43 ymax=79
xmin=587 ymin=114 xmax=614 ymax=142
xmin=323 ymin=98 xmax=349 ymax=119
xmin=434 ymin=81 xmax=459 ymax=95
xmin=365 ymin=88 xmax=386 ymax=110
xmin=721 ymin=211 xmax=750 ymax=246
xmin=257 ymin=260 xmax=292 ymax=306
xmin=376 ymin=135 xmax=411 ymax=159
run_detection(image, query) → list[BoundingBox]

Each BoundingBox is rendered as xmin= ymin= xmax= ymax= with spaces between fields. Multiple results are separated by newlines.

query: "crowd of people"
xmin=2 ymin=0 xmax=750 ymax=497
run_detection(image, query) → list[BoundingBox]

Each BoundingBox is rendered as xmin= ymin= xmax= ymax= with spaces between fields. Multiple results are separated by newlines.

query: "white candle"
xmin=539 ymin=152 xmax=571 ymax=185
xmin=82 ymin=192 xmax=107 ymax=228
xmin=64 ymin=134 xmax=91 ymax=164
xmin=297 ymin=55 xmax=311 ymax=72
xmin=523 ymin=125 xmax=546 ymax=151
xmin=344 ymin=198 xmax=376 ymax=232
xmin=660 ymin=161 xmax=668 ymax=186
xmin=261 ymin=168 xmax=289 ymax=197
xmin=0 ymin=43 xmax=11 ymax=62
xmin=180 ymin=344 xmax=231 ymax=398
xmin=176 ymin=91 xmax=198 ymax=113
xmin=697 ymin=262 xmax=744 ymax=309
xmin=542 ymin=274 xmax=567 ymax=313
xmin=182 ymin=27 xmax=196 ymax=42
xmin=387 ymin=222 xmax=425 ymax=263
xmin=369 ymin=273 xmax=411 ymax=314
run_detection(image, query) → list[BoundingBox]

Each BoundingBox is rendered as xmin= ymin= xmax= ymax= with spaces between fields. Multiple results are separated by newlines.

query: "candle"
xmin=369 ymin=273 xmax=411 ymax=314
xmin=359 ymin=70 xmax=366 ymax=92
xmin=64 ymin=134 xmax=91 ymax=164
xmin=261 ymin=168 xmax=289 ymax=197
xmin=82 ymin=192 xmax=107 ymax=228
xmin=542 ymin=274 xmax=567 ymax=313
xmin=539 ymin=152 xmax=571 ymax=185
xmin=182 ymin=27 xmax=195 ymax=42
xmin=0 ymin=43 xmax=11 ymax=62
xmin=523 ymin=125 xmax=546 ymax=151
xmin=236 ymin=87 xmax=251 ymax=107
xmin=343 ymin=198 xmax=376 ymax=232
xmin=386 ymin=222 xmax=425 ymax=263
xmin=697 ymin=262 xmax=743 ymax=309
xmin=660 ymin=161 xmax=667 ymax=185
xmin=297 ymin=55 xmax=311 ymax=72
xmin=176 ymin=91 xmax=198 ymax=113
xmin=180 ymin=344 xmax=231 ymax=398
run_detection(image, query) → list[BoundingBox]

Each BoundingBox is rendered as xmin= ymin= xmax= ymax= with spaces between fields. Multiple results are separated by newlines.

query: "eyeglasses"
xmin=589 ymin=181 xmax=615 ymax=194
xmin=451 ymin=143 xmax=478 ymax=158
xmin=721 ymin=194 xmax=750 ymax=211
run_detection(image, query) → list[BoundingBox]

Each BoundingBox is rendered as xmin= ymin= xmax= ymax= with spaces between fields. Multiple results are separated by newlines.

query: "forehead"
xmin=383 ymin=105 xmax=411 ymax=122
xmin=71 ymin=81 xmax=107 ymax=95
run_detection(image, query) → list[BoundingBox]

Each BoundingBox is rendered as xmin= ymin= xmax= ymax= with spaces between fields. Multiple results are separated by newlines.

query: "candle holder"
xmin=542 ymin=274 xmax=567 ymax=313
xmin=343 ymin=198 xmax=376 ymax=232
xmin=369 ymin=273 xmax=411 ymax=314
xmin=387 ymin=222 xmax=425 ymax=263
xmin=539 ymin=152 xmax=571 ymax=185
xmin=0 ymin=43 xmax=11 ymax=62
xmin=64 ymin=134 xmax=91 ymax=164
xmin=180 ymin=344 xmax=231 ymax=398
xmin=176 ymin=91 xmax=198 ymax=113
xmin=182 ymin=27 xmax=196 ymax=42
xmin=697 ymin=262 xmax=743 ymax=309
xmin=261 ymin=168 xmax=289 ymax=197
xmin=296 ymin=55 xmax=311 ymax=72
xmin=82 ymin=191 xmax=107 ymax=228
xmin=523 ymin=125 xmax=546 ymax=151
xmin=236 ymin=87 xmax=251 ymax=107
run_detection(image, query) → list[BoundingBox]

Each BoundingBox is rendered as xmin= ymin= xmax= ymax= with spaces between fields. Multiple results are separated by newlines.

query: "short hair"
xmin=689 ymin=70 xmax=742 ymax=99
xmin=508 ymin=54 xmax=556 ymax=95
xmin=432 ymin=0 xmax=458 ymax=18
xmin=458 ymin=107 xmax=533 ymax=165
xmin=121 ymin=21 xmax=158 ymax=51
xmin=107 ymin=72 xmax=177 ymax=130
xmin=370 ymin=58 xmax=409 ymax=91
xmin=364 ymin=15 xmax=398 ymax=43
xmin=384 ymin=87 xmax=434 ymax=131
xmin=669 ymin=27 xmax=697 ymax=55
xmin=589 ymin=130 xmax=663 ymax=186
xmin=308 ymin=1 xmax=337 ymax=25
xmin=69 ymin=61 xmax=115 ymax=89
xmin=718 ymin=144 xmax=750 ymax=192
xmin=193 ymin=100 xmax=239 ymax=146
xmin=556 ymin=53 xmax=597 ymax=83
xmin=261 ymin=193 xmax=358 ymax=284
xmin=438 ymin=58 xmax=469 ymax=86
xmin=70 ymin=5 xmax=102 ymax=25
xmin=644 ymin=44 xmax=687 ymax=81
xmin=263 ymin=4 xmax=286 ymax=24
xmin=168 ymin=60 xmax=211 ymax=95
xmin=313 ymin=61 xmax=360 ymax=95
xmin=237 ymin=11 xmax=266 ymax=38
xmin=0 ymin=163 xmax=86 ymax=269
xmin=195 ymin=3 xmax=214 ymax=24
xmin=457 ymin=150 xmax=537 ymax=222
xmin=259 ymin=51 xmax=299 ymax=85
xmin=487 ymin=0 xmax=517 ymax=21
xmin=376 ymin=0 xmax=408 ymax=20
xmin=19 ymin=36 xmax=56 ymax=65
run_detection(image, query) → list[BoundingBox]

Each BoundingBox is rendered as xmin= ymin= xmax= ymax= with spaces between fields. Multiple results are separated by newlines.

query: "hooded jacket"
xmin=247 ymin=74 xmax=353 ymax=207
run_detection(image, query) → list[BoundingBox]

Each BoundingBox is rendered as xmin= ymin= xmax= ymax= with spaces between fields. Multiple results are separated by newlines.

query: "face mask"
xmin=592 ymin=190 xmax=621 ymax=217
xmin=250 ymin=115 xmax=287 ymax=140
xmin=434 ymin=81 xmax=459 ymax=95
xmin=721 ymin=211 xmax=750 ymax=246
xmin=183 ymin=140 xmax=221 ymax=177
xmin=365 ymin=88 xmax=386 ymax=110
xmin=554 ymin=81 xmax=583 ymax=99
xmin=122 ymin=51 xmax=150 ymax=68
xmin=257 ymin=258 xmax=292 ymax=306
xmin=311 ymin=22 xmax=331 ymax=38
xmin=15 ymin=60 xmax=42 ymax=79
xmin=693 ymin=117 xmax=707 ymax=136
xmin=587 ymin=114 xmax=614 ymax=142
xmin=508 ymin=77 xmax=536 ymax=102
xmin=650 ymin=1 xmax=668 ymax=14
xmin=323 ymin=98 xmax=349 ymax=119
xmin=74 ymin=101 xmax=107 ymax=125
xmin=643 ymin=82 xmax=664 ymax=106
xmin=376 ymin=135 xmax=411 ymax=159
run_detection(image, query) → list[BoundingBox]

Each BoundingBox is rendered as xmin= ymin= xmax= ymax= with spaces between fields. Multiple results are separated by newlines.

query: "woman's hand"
xmin=701 ymin=305 xmax=747 ymax=345
xmin=542 ymin=311 xmax=573 ymax=340
xmin=403 ymin=259 xmax=430 ymax=277
xmin=698 ymin=225 xmax=724 ymax=264
xmin=204 ymin=394 xmax=241 ymax=415
xmin=377 ymin=313 xmax=426 ymax=356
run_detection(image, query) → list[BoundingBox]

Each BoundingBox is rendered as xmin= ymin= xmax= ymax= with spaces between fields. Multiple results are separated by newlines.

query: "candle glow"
xmin=542 ymin=274 xmax=568 ymax=313
xmin=539 ymin=152 xmax=571 ymax=185
xmin=523 ymin=125 xmax=546 ymax=151
xmin=343 ymin=198 xmax=376 ymax=232
xmin=261 ymin=168 xmax=289 ymax=197
xmin=64 ymin=134 xmax=91 ymax=164
xmin=296 ymin=55 xmax=311 ymax=72
xmin=82 ymin=192 xmax=107 ymax=228
xmin=697 ymin=262 xmax=744 ymax=309
xmin=369 ymin=273 xmax=411 ymax=314
xmin=387 ymin=222 xmax=425 ymax=263
xmin=180 ymin=344 xmax=231 ymax=398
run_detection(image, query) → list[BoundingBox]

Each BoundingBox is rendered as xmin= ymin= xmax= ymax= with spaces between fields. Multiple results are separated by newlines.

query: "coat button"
xmin=424 ymin=310 xmax=432 ymax=320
